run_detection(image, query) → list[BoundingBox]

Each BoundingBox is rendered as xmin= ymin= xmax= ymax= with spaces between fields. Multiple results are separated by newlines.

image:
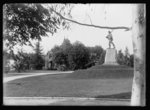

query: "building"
xmin=45 ymin=51 xmax=54 ymax=70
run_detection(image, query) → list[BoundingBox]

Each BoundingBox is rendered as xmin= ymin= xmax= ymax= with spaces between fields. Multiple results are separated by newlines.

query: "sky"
xmin=12 ymin=4 xmax=133 ymax=54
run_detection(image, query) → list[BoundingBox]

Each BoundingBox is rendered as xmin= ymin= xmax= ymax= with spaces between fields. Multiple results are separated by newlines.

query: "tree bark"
xmin=131 ymin=4 xmax=146 ymax=106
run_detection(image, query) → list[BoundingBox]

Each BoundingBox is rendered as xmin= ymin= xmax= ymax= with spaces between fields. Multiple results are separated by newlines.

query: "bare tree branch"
xmin=49 ymin=6 xmax=132 ymax=31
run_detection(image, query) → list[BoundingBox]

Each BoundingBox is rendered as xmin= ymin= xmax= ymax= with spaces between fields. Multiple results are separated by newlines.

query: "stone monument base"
xmin=103 ymin=48 xmax=118 ymax=65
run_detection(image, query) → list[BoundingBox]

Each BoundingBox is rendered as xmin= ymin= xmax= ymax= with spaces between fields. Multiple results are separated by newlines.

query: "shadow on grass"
xmin=95 ymin=92 xmax=131 ymax=99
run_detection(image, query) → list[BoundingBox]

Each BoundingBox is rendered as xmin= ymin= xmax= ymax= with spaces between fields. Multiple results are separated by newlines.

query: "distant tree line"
xmin=6 ymin=41 xmax=45 ymax=72
xmin=48 ymin=38 xmax=134 ymax=71
xmin=4 ymin=39 xmax=134 ymax=73
xmin=49 ymin=38 xmax=106 ymax=71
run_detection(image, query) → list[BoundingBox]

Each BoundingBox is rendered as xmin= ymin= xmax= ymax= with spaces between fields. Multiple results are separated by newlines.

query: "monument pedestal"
xmin=103 ymin=48 xmax=118 ymax=65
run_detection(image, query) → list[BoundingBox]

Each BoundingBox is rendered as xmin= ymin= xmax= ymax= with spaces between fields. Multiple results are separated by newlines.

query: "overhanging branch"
xmin=49 ymin=6 xmax=132 ymax=31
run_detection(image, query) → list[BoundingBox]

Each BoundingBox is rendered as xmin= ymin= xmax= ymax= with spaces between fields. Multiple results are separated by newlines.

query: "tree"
xmin=3 ymin=3 xmax=71 ymax=50
xmin=51 ymin=45 xmax=61 ymax=53
xmin=131 ymin=4 xmax=145 ymax=106
xmin=123 ymin=47 xmax=130 ymax=66
xmin=48 ymin=4 xmax=131 ymax=31
xmin=124 ymin=47 xmax=134 ymax=67
xmin=50 ymin=38 xmax=73 ymax=70
xmin=34 ymin=41 xmax=43 ymax=56
xmin=3 ymin=50 xmax=12 ymax=73
xmin=88 ymin=46 xmax=104 ymax=61
xmin=98 ymin=50 xmax=106 ymax=65
xmin=117 ymin=50 xmax=125 ymax=65
xmin=60 ymin=38 xmax=72 ymax=67
xmin=61 ymin=38 xmax=72 ymax=52
xmin=12 ymin=50 xmax=29 ymax=72
xmin=53 ymin=50 xmax=67 ymax=69
xmin=51 ymin=45 xmax=67 ymax=70
xmin=4 ymin=3 xmax=132 ymax=54
xmin=32 ymin=41 xmax=45 ymax=70
xmin=117 ymin=48 xmax=134 ymax=67
xmin=86 ymin=45 xmax=105 ymax=66
xmin=68 ymin=41 xmax=90 ymax=70
xmin=129 ymin=54 xmax=134 ymax=67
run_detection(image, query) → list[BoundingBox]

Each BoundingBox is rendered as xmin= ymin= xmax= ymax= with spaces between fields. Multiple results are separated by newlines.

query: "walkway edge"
xmin=3 ymin=97 xmax=130 ymax=105
xmin=3 ymin=71 xmax=74 ymax=83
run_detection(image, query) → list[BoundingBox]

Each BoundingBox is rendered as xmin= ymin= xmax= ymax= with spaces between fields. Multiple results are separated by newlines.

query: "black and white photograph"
xmin=3 ymin=3 xmax=146 ymax=106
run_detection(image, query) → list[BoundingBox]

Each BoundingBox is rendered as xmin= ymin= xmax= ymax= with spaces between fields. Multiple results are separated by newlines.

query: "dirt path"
xmin=3 ymin=71 xmax=73 ymax=83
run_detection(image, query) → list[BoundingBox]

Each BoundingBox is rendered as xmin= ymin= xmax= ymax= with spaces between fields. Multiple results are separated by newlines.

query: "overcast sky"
xmin=13 ymin=4 xmax=133 ymax=54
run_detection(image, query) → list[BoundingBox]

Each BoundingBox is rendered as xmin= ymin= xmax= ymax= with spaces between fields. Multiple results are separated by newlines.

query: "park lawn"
xmin=67 ymin=65 xmax=133 ymax=79
xmin=4 ymin=73 xmax=133 ymax=98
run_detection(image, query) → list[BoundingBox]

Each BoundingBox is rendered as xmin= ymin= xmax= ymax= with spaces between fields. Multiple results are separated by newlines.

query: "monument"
xmin=104 ymin=31 xmax=118 ymax=65
xmin=104 ymin=48 xmax=118 ymax=65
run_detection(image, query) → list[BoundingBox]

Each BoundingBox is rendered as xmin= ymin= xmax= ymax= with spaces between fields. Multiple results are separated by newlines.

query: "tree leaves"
xmin=3 ymin=3 xmax=69 ymax=49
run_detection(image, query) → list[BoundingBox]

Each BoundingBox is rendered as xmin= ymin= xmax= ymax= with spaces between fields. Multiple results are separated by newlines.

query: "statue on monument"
xmin=106 ymin=31 xmax=115 ymax=48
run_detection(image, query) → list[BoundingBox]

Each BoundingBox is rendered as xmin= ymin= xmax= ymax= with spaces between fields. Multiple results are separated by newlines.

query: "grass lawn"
xmin=67 ymin=65 xmax=133 ymax=79
xmin=4 ymin=65 xmax=133 ymax=99
xmin=4 ymin=74 xmax=133 ymax=98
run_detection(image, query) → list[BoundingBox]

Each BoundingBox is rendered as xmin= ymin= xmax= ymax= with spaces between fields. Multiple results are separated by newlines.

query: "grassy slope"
xmin=67 ymin=65 xmax=134 ymax=79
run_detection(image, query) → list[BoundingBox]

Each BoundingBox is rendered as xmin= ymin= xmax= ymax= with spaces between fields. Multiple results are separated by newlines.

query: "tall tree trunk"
xmin=131 ymin=4 xmax=146 ymax=106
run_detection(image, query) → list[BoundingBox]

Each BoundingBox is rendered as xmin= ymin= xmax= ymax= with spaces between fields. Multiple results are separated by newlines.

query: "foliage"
xmin=86 ymin=46 xmax=105 ymax=65
xmin=51 ymin=45 xmax=67 ymax=70
xmin=117 ymin=48 xmax=134 ymax=67
xmin=61 ymin=38 xmax=72 ymax=52
xmin=32 ymin=41 xmax=45 ymax=70
xmin=117 ymin=50 xmax=125 ymax=65
xmin=98 ymin=50 xmax=106 ymax=65
xmin=51 ymin=39 xmax=72 ymax=70
xmin=3 ymin=3 xmax=71 ymax=49
xmin=68 ymin=41 xmax=90 ymax=70
xmin=11 ymin=50 xmax=31 ymax=72
xmin=11 ymin=41 xmax=45 ymax=72
xmin=50 ymin=40 xmax=91 ymax=70
xmin=60 ymin=38 xmax=72 ymax=67
xmin=49 ymin=39 xmax=106 ymax=70
xmin=3 ymin=50 xmax=12 ymax=73
xmin=52 ymin=50 xmax=67 ymax=66
xmin=129 ymin=55 xmax=134 ymax=67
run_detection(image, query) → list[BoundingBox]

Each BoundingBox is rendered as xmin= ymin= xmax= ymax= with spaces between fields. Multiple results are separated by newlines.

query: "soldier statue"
xmin=106 ymin=31 xmax=115 ymax=48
